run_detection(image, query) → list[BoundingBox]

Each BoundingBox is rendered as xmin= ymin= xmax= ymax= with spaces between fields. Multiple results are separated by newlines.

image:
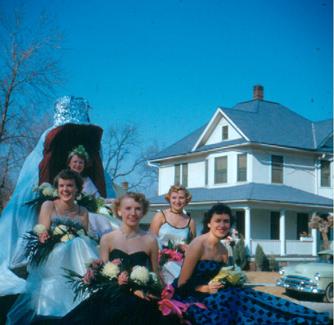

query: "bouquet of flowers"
xmin=25 ymin=182 xmax=58 ymax=208
xmin=209 ymin=265 xmax=247 ymax=287
xmin=24 ymin=219 xmax=85 ymax=266
xmin=65 ymin=258 xmax=162 ymax=301
xmin=158 ymin=285 xmax=206 ymax=323
xmin=158 ymin=240 xmax=186 ymax=267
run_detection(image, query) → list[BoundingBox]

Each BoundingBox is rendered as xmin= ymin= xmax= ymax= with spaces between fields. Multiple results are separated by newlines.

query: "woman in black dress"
xmin=62 ymin=192 xmax=179 ymax=325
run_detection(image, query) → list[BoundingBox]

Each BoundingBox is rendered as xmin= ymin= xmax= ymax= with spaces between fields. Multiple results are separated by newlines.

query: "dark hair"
xmin=202 ymin=203 xmax=234 ymax=234
xmin=54 ymin=169 xmax=83 ymax=194
xmin=113 ymin=192 xmax=150 ymax=217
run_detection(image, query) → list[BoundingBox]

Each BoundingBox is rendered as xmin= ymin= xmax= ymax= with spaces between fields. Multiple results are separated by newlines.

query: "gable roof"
xmin=150 ymin=99 xmax=333 ymax=161
xmin=149 ymin=183 xmax=333 ymax=208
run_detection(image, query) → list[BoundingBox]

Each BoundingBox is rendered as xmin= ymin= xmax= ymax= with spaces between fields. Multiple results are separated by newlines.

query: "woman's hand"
xmin=196 ymin=281 xmax=224 ymax=294
xmin=133 ymin=290 xmax=150 ymax=300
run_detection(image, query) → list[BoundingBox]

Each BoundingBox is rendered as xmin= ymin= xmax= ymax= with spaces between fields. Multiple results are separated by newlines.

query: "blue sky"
xmin=5 ymin=0 xmax=333 ymax=149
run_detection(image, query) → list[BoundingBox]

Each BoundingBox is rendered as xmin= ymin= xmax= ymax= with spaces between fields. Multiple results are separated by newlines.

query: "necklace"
xmin=170 ymin=209 xmax=183 ymax=215
xmin=120 ymin=228 xmax=140 ymax=240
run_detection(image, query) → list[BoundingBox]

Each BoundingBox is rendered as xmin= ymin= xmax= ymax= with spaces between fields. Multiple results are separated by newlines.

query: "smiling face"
xmin=169 ymin=190 xmax=187 ymax=212
xmin=118 ymin=197 xmax=144 ymax=227
xmin=57 ymin=178 xmax=77 ymax=203
xmin=68 ymin=154 xmax=85 ymax=174
xmin=207 ymin=213 xmax=231 ymax=239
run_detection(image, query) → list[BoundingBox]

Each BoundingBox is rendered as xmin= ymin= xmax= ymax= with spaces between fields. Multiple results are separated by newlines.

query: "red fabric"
xmin=38 ymin=124 xmax=106 ymax=197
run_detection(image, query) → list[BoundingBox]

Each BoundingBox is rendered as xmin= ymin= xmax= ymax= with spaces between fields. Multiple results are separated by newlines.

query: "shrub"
xmin=233 ymin=237 xmax=248 ymax=270
xmin=255 ymin=244 xmax=269 ymax=271
xmin=268 ymin=255 xmax=279 ymax=272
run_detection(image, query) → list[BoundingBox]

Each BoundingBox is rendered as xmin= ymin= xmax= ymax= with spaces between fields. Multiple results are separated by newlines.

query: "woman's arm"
xmin=38 ymin=201 xmax=53 ymax=229
xmin=189 ymin=218 xmax=197 ymax=239
xmin=147 ymin=235 xmax=160 ymax=274
xmin=177 ymin=238 xmax=203 ymax=287
xmin=149 ymin=211 xmax=164 ymax=236
xmin=100 ymin=233 xmax=112 ymax=262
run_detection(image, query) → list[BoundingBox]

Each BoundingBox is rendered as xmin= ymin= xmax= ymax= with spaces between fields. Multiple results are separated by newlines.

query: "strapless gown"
xmin=6 ymin=217 xmax=99 ymax=325
xmin=175 ymin=260 xmax=329 ymax=325
xmin=61 ymin=249 xmax=180 ymax=325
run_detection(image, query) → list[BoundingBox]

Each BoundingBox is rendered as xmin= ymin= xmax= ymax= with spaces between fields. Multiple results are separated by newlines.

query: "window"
xmin=270 ymin=212 xmax=280 ymax=240
xmin=182 ymin=163 xmax=188 ymax=187
xmin=271 ymin=155 xmax=283 ymax=184
xmin=174 ymin=163 xmax=188 ymax=186
xmin=237 ymin=154 xmax=247 ymax=182
xmin=174 ymin=164 xmax=180 ymax=184
xmin=222 ymin=125 xmax=229 ymax=140
xmin=214 ymin=156 xmax=227 ymax=183
xmin=297 ymin=213 xmax=309 ymax=238
xmin=205 ymin=160 xmax=208 ymax=186
xmin=320 ymin=160 xmax=330 ymax=187
xmin=235 ymin=211 xmax=245 ymax=238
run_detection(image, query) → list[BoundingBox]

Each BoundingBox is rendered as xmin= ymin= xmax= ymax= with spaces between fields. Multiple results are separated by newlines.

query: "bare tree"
xmin=0 ymin=4 xmax=63 ymax=208
xmin=103 ymin=124 xmax=159 ymax=196
xmin=309 ymin=213 xmax=333 ymax=249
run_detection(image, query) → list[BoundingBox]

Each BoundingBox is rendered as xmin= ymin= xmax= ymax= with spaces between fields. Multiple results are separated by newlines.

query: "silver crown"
xmin=53 ymin=96 xmax=91 ymax=127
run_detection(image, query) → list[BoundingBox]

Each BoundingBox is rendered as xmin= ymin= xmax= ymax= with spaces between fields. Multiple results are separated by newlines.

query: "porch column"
xmin=244 ymin=207 xmax=251 ymax=252
xmin=279 ymin=209 xmax=286 ymax=256
xmin=311 ymin=228 xmax=317 ymax=256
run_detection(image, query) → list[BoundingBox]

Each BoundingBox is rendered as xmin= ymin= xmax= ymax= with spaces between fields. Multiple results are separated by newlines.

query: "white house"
xmin=148 ymin=85 xmax=333 ymax=259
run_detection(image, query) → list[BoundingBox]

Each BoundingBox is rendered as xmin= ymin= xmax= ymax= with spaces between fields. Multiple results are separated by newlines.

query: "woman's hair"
xmin=164 ymin=184 xmax=192 ymax=203
xmin=66 ymin=145 xmax=90 ymax=166
xmin=113 ymin=192 xmax=150 ymax=217
xmin=54 ymin=169 xmax=83 ymax=194
xmin=202 ymin=203 xmax=234 ymax=234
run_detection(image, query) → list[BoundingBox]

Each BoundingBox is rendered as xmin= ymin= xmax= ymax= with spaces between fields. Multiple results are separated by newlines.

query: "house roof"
xmin=149 ymin=183 xmax=333 ymax=208
xmin=150 ymin=99 xmax=333 ymax=161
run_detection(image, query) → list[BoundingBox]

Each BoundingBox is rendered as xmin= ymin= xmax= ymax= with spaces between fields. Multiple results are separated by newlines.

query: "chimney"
xmin=253 ymin=85 xmax=264 ymax=100
xmin=121 ymin=181 xmax=129 ymax=191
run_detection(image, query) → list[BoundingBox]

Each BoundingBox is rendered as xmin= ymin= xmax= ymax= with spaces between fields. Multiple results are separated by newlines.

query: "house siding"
xmin=206 ymin=117 xmax=242 ymax=145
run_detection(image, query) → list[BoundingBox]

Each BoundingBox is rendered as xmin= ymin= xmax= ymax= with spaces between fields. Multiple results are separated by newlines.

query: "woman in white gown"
xmin=6 ymin=169 xmax=99 ymax=324
xmin=66 ymin=144 xmax=119 ymax=239
xmin=0 ymin=96 xmax=113 ymax=296
xmin=149 ymin=185 xmax=196 ymax=284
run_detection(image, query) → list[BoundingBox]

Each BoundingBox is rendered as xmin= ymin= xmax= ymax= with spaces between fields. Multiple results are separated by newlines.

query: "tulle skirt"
xmin=7 ymin=236 xmax=98 ymax=325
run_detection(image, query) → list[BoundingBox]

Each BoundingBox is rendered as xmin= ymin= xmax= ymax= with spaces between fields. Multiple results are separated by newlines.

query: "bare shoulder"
xmin=144 ymin=231 xmax=158 ymax=245
xmin=189 ymin=235 xmax=205 ymax=250
xmin=152 ymin=210 xmax=165 ymax=223
xmin=100 ymin=231 xmax=115 ymax=245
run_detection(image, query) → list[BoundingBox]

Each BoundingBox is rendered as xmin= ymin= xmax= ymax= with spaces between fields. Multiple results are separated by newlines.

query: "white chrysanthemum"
xmin=53 ymin=224 xmax=68 ymax=235
xmin=60 ymin=234 xmax=75 ymax=242
xmin=52 ymin=190 xmax=59 ymax=198
xmin=42 ymin=186 xmax=55 ymax=197
xmin=97 ymin=206 xmax=110 ymax=216
xmin=33 ymin=224 xmax=47 ymax=235
xmin=130 ymin=266 xmax=150 ymax=285
xmin=101 ymin=262 xmax=120 ymax=279
xmin=39 ymin=182 xmax=52 ymax=189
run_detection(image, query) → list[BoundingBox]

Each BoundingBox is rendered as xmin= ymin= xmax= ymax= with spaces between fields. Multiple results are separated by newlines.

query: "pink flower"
xmin=38 ymin=232 xmax=50 ymax=244
xmin=83 ymin=268 xmax=95 ymax=284
xmin=161 ymin=285 xmax=174 ymax=299
xmin=91 ymin=259 xmax=104 ymax=269
xmin=117 ymin=271 xmax=129 ymax=285
xmin=111 ymin=258 xmax=122 ymax=265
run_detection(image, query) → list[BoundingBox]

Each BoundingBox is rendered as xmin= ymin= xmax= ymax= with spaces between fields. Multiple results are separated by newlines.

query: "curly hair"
xmin=54 ymin=169 xmax=83 ymax=194
xmin=164 ymin=185 xmax=192 ymax=204
xmin=202 ymin=203 xmax=235 ymax=234
xmin=67 ymin=145 xmax=90 ymax=166
xmin=113 ymin=192 xmax=150 ymax=217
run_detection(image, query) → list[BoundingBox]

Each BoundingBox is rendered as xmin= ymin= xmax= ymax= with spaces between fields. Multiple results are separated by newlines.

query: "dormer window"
xmin=222 ymin=125 xmax=228 ymax=140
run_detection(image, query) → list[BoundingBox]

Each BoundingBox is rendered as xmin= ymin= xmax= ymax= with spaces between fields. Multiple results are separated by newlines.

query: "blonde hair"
xmin=113 ymin=192 xmax=150 ymax=217
xmin=164 ymin=185 xmax=192 ymax=204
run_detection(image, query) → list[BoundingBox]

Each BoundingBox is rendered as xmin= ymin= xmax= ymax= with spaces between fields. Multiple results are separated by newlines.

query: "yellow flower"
xmin=60 ymin=234 xmax=75 ymax=242
xmin=53 ymin=224 xmax=68 ymax=235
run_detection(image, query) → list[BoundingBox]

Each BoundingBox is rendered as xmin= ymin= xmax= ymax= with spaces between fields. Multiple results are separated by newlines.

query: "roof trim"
xmin=191 ymin=108 xmax=249 ymax=152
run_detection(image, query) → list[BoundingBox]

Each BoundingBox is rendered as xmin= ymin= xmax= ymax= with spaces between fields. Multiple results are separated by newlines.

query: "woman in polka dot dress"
xmin=174 ymin=203 xmax=329 ymax=325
